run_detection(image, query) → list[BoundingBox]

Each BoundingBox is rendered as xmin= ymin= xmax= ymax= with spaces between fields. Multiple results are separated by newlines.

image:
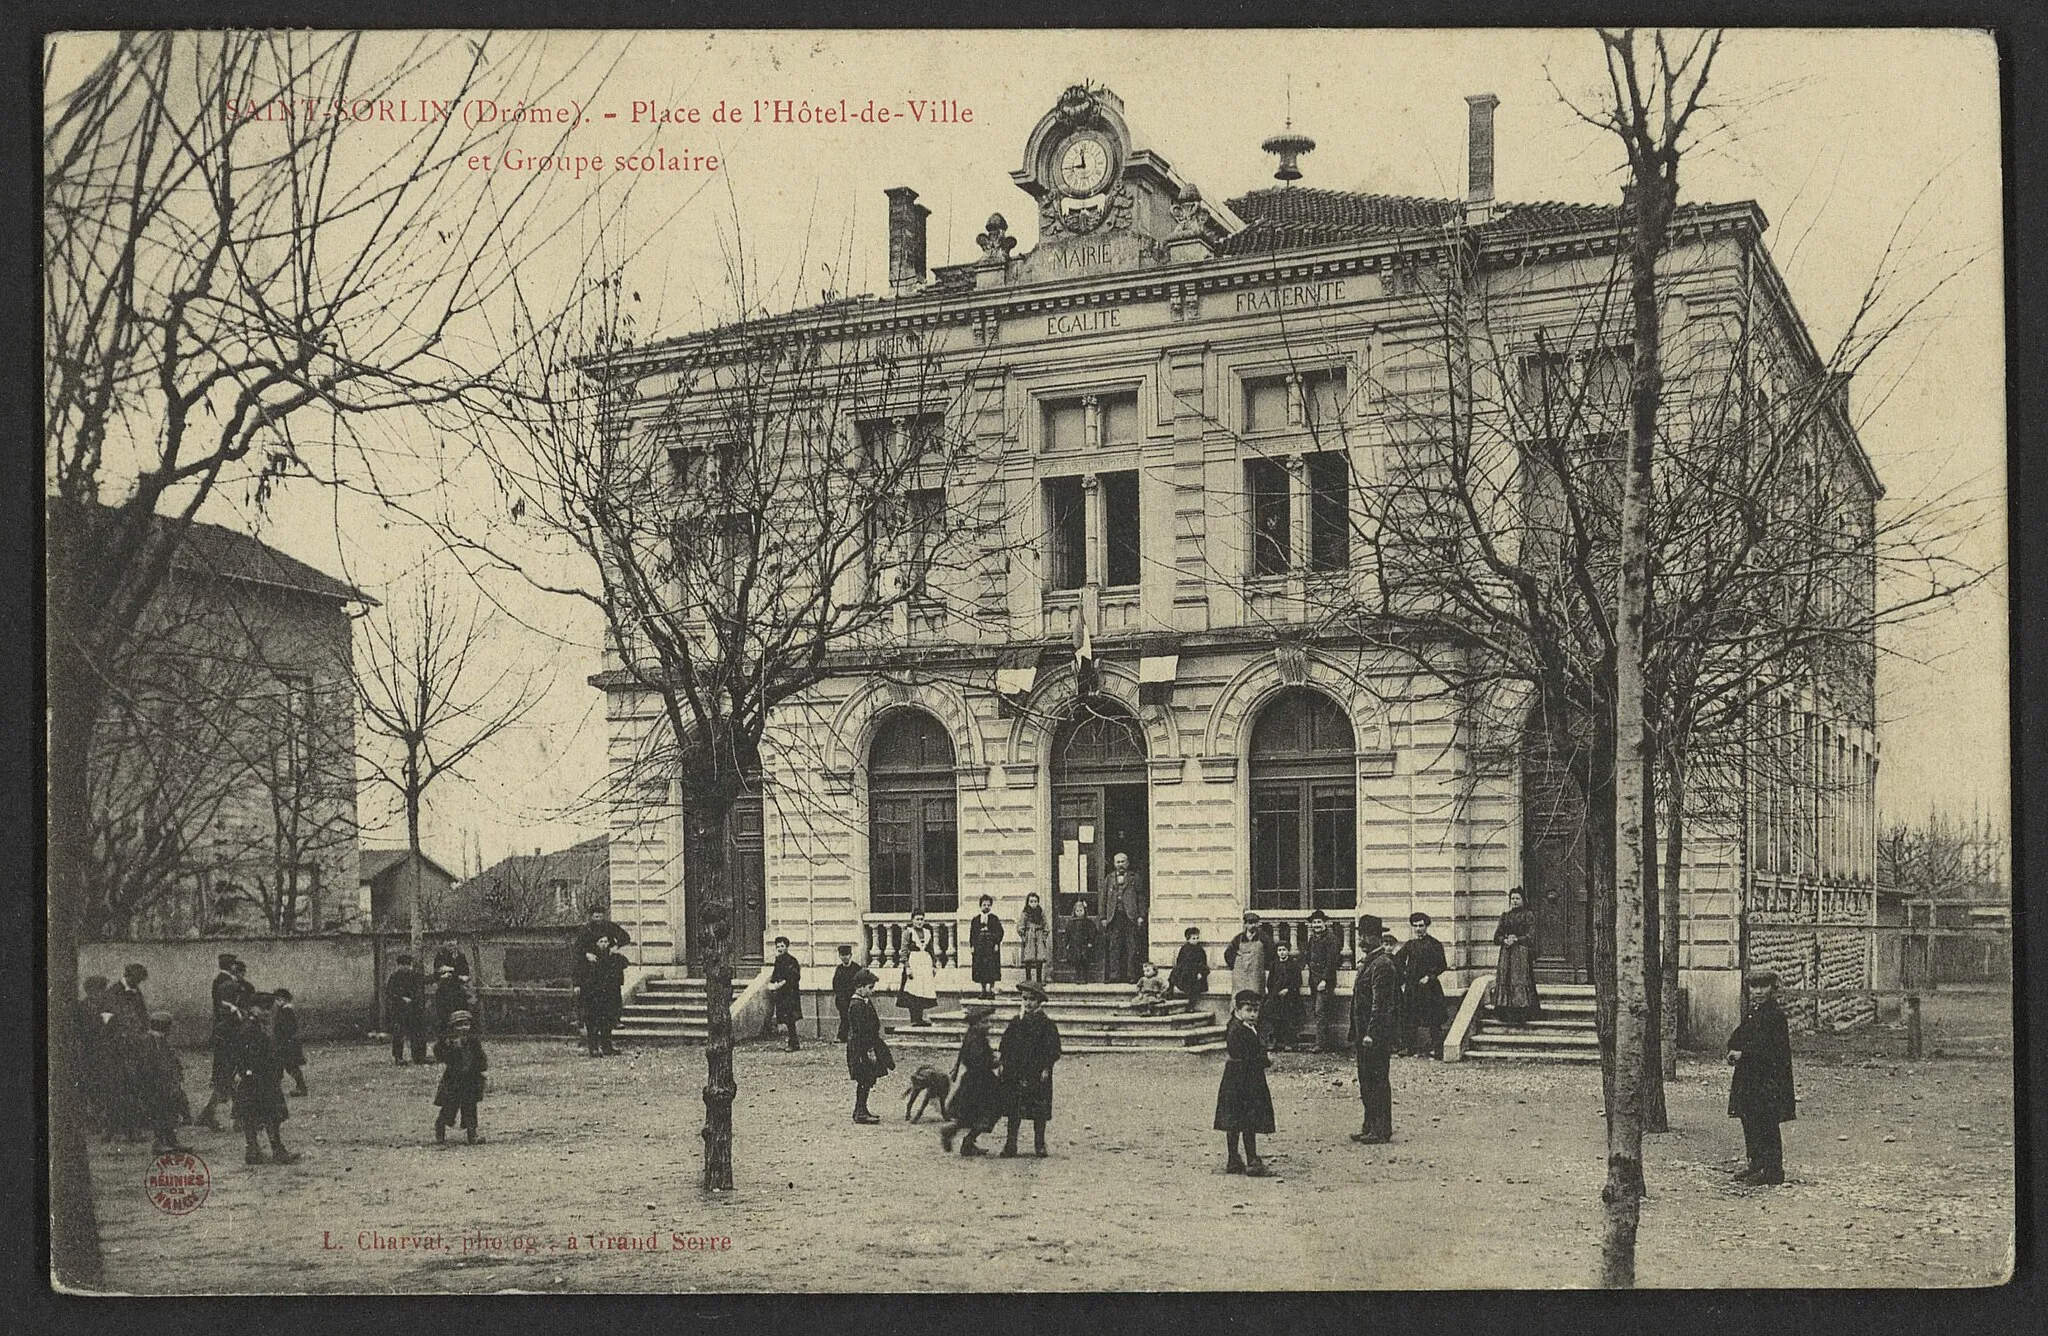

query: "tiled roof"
xmin=359 ymin=848 xmax=460 ymax=884
xmin=1221 ymin=186 xmax=1730 ymax=255
xmin=49 ymin=497 xmax=369 ymax=605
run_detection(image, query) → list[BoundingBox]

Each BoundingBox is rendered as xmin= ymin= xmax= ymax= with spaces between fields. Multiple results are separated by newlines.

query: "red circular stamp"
xmin=145 ymin=1151 xmax=210 ymax=1215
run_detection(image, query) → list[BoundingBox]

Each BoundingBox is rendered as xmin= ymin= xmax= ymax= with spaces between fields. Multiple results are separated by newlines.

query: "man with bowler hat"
xmin=1349 ymin=915 xmax=1399 ymax=1144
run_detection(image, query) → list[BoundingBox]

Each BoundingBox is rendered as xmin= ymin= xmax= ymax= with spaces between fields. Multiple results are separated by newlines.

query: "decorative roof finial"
xmin=1261 ymin=81 xmax=1315 ymax=184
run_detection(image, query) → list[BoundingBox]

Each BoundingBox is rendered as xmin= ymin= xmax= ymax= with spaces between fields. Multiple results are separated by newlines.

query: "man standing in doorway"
xmin=1101 ymin=851 xmax=1145 ymax=984
xmin=1349 ymin=915 xmax=1398 ymax=1145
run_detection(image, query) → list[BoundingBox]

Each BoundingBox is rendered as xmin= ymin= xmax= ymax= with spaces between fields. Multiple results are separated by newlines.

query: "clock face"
xmin=1057 ymin=135 xmax=1112 ymax=197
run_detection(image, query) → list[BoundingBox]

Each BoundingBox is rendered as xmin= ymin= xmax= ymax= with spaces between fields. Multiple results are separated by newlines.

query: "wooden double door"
xmin=1050 ymin=782 xmax=1149 ymax=983
xmin=684 ymin=793 xmax=768 ymax=973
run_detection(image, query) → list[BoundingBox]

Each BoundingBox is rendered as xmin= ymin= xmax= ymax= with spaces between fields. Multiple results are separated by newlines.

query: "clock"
xmin=1055 ymin=131 xmax=1115 ymax=198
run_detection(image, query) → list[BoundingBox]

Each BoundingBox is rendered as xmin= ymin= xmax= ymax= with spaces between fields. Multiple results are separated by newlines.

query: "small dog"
xmin=903 ymin=1065 xmax=951 ymax=1123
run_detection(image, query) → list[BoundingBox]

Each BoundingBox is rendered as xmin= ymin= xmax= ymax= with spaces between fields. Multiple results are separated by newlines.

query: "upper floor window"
xmin=1244 ymin=368 xmax=1348 ymax=434
xmin=1247 ymin=458 xmax=1290 ymax=577
xmin=1306 ymin=452 xmax=1351 ymax=572
xmin=1043 ymin=391 xmax=1140 ymax=452
xmin=868 ymin=486 xmax=946 ymax=599
xmin=857 ymin=412 xmax=946 ymax=461
xmin=1044 ymin=471 xmax=1140 ymax=591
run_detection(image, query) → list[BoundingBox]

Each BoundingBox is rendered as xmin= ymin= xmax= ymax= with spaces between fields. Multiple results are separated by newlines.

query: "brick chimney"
xmin=885 ymin=187 xmax=930 ymax=297
xmin=1465 ymin=93 xmax=1499 ymax=225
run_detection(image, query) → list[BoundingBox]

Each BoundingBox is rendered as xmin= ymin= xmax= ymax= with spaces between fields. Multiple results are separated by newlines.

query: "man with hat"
xmin=1726 ymin=970 xmax=1796 ymax=1185
xmin=140 ymin=1010 xmax=193 ymax=1154
xmin=1349 ymin=915 xmax=1399 ymax=1144
xmin=938 ymin=1003 xmax=1003 ymax=1157
xmin=843 ymin=969 xmax=893 ymax=1124
xmin=1304 ymin=910 xmax=1344 ymax=1053
xmin=232 ymin=992 xmax=301 ymax=1164
xmin=1395 ymin=912 xmax=1450 ymax=1059
xmin=999 ymin=980 xmax=1063 ymax=1158
xmin=1223 ymin=911 xmax=1271 ymax=1020
xmin=196 ymin=952 xmax=251 ymax=1129
xmin=385 ymin=952 xmax=428 ymax=1064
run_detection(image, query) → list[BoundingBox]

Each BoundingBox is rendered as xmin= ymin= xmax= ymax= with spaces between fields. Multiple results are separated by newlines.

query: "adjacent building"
xmin=591 ymin=85 xmax=1881 ymax=1040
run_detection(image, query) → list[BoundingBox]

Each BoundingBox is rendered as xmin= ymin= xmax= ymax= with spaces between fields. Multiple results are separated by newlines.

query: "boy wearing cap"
xmin=844 ymin=970 xmax=893 ymax=1124
xmin=765 ymin=936 xmax=803 ymax=1051
xmin=196 ymin=953 xmax=250 ymax=1129
xmin=1396 ymin=913 xmax=1449 ymax=1059
xmin=1305 ymin=911 xmax=1343 ymax=1052
xmin=938 ymin=1005 xmax=1002 ymax=1157
xmin=232 ymin=993 xmax=300 ymax=1164
xmin=1265 ymin=942 xmax=1305 ymax=1052
xmin=1349 ymin=916 xmax=1398 ymax=1144
xmin=1726 ymin=971 xmax=1796 ymax=1185
xmin=999 ymin=981 xmax=1063 ymax=1157
xmin=273 ymin=987 xmax=308 ymax=1095
xmin=1214 ymin=990 xmax=1275 ymax=1175
xmin=141 ymin=1012 xmax=193 ymax=1154
xmin=831 ymin=945 xmax=861 ymax=1042
xmin=433 ymin=1010 xmax=490 ymax=1145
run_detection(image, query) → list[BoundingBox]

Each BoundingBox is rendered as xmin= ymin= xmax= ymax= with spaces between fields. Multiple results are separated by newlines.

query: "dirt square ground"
xmin=85 ymin=1033 xmax=2014 ymax=1292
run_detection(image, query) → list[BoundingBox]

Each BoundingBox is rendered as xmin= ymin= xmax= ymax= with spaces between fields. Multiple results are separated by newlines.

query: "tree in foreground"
xmin=475 ymin=268 xmax=1005 ymax=1189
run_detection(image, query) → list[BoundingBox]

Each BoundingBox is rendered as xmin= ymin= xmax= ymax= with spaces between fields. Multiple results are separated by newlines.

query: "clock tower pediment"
xmin=1004 ymin=83 xmax=1241 ymax=284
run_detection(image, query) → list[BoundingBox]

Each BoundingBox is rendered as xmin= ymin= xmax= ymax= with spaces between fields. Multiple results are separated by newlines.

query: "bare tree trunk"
xmin=684 ymin=794 xmax=740 ymax=1191
xmin=406 ymin=775 xmax=423 ymax=967
xmin=1585 ymin=683 xmax=1621 ymax=1124
xmin=1661 ymin=748 xmax=1686 ymax=1079
xmin=46 ymin=671 xmax=106 ymax=1289
xmin=1641 ymin=759 xmax=1669 ymax=1134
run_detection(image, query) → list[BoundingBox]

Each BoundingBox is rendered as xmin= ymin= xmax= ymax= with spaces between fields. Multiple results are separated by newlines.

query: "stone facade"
xmin=592 ymin=85 xmax=1880 ymax=1046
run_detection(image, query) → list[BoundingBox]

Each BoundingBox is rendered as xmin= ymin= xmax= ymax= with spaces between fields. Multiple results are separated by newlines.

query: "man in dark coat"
xmin=573 ymin=909 xmax=630 ymax=993
xmin=764 ymin=936 xmax=803 ymax=1050
xmin=589 ymin=939 xmax=627 ymax=1055
xmin=1063 ymin=898 xmax=1101 ymax=983
xmin=272 ymin=987 xmax=308 ymax=1095
xmin=140 ymin=1012 xmax=193 ymax=1154
xmin=1727 ymin=971 xmax=1797 ymax=1185
xmin=830 ymin=945 xmax=861 ymax=1042
xmin=1395 ymin=912 xmax=1450 ymax=1059
xmin=1304 ymin=911 xmax=1344 ymax=1052
xmin=843 ymin=970 xmax=893 ymax=1124
xmin=1101 ymin=851 xmax=1145 ymax=983
xmin=1349 ymin=915 xmax=1399 ymax=1144
xmin=999 ymin=981 xmax=1063 ymax=1157
xmin=432 ymin=1010 xmax=489 ymax=1145
xmin=1264 ymin=942 xmax=1305 ymax=1052
xmin=102 ymin=964 xmax=152 ymax=1140
xmin=197 ymin=954 xmax=251 ymax=1129
xmin=1169 ymin=926 xmax=1211 ymax=1004
xmin=938 ymin=1006 xmax=1002 ymax=1157
xmin=231 ymin=993 xmax=300 ymax=1165
xmin=385 ymin=953 xmax=428 ymax=1064
xmin=968 ymin=895 xmax=1005 ymax=997
xmin=431 ymin=965 xmax=471 ymax=1036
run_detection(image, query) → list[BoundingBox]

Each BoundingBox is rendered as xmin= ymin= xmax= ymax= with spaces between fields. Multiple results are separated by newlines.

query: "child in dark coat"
xmin=844 ymin=970 xmax=893 ymax=1123
xmin=831 ymin=945 xmax=861 ymax=1043
xmin=141 ymin=1012 xmax=192 ymax=1154
xmin=433 ymin=1010 xmax=490 ymax=1145
xmin=232 ymin=994 xmax=300 ymax=1165
xmin=938 ymin=1006 xmax=1003 ymax=1157
xmin=1169 ymin=927 xmax=1211 ymax=1004
xmin=273 ymin=987 xmax=308 ymax=1095
xmin=1214 ymin=990 xmax=1275 ymax=1176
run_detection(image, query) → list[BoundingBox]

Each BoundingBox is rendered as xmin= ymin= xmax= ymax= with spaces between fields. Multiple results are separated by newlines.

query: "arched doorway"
xmin=1247 ymin=687 xmax=1358 ymax=912
xmin=1049 ymin=701 xmax=1149 ymax=982
xmin=867 ymin=710 xmax=959 ymax=917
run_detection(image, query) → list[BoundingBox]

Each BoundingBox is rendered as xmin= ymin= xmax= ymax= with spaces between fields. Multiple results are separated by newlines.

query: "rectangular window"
xmin=1045 ymin=476 xmax=1087 ymax=590
xmin=1244 ymin=376 xmax=1289 ymax=434
xmin=1102 ymin=470 xmax=1141 ymax=587
xmin=1306 ymin=452 xmax=1350 ymax=572
xmin=1310 ymin=783 xmax=1357 ymax=909
xmin=1043 ymin=399 xmax=1087 ymax=453
xmin=920 ymin=797 xmax=958 ymax=913
xmin=1247 ymin=457 xmax=1291 ymax=576
xmin=1101 ymin=392 xmax=1140 ymax=448
xmin=1303 ymin=368 xmax=1347 ymax=428
xmin=870 ymin=796 xmax=914 ymax=914
xmin=1250 ymin=785 xmax=1303 ymax=910
xmin=870 ymin=487 xmax=946 ymax=598
xmin=1520 ymin=352 xmax=1571 ymax=436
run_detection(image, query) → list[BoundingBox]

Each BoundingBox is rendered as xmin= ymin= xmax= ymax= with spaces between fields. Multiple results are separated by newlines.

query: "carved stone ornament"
xmin=1275 ymin=643 xmax=1310 ymax=686
xmin=975 ymin=213 xmax=1017 ymax=264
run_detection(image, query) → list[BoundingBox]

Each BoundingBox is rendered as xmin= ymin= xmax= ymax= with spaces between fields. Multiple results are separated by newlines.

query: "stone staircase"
xmin=1460 ymin=981 xmax=1601 ymax=1062
xmin=885 ymin=984 xmax=1228 ymax=1054
xmin=611 ymin=976 xmax=708 ymax=1043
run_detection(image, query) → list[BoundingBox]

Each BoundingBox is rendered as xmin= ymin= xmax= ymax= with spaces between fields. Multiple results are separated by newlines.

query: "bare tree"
xmin=43 ymin=30 xmax=615 ymax=1283
xmin=462 ymin=254 xmax=1008 ymax=1189
xmin=356 ymin=577 xmax=547 ymax=962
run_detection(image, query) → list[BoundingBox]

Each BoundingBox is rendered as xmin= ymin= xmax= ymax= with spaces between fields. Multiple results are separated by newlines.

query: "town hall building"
xmin=592 ymin=85 xmax=1882 ymax=1045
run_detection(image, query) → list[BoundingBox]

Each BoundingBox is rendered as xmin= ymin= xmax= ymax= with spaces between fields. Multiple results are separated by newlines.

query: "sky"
xmin=98 ymin=28 xmax=2005 ymax=869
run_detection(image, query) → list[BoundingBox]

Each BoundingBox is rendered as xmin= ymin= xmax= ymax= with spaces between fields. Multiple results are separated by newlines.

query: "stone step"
xmin=1463 ymin=1047 xmax=1604 ymax=1064
xmin=885 ymin=1024 xmax=1230 ymax=1051
xmin=913 ymin=1008 xmax=1213 ymax=1029
xmin=1467 ymin=1029 xmax=1602 ymax=1049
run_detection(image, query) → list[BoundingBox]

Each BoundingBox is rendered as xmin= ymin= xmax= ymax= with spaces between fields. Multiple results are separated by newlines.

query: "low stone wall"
xmin=80 ymin=936 xmax=381 ymax=1042
xmin=479 ymin=987 xmax=580 ymax=1036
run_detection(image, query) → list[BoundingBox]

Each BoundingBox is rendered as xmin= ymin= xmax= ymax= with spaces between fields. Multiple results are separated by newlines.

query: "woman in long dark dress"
xmin=1492 ymin=887 xmax=1543 ymax=1024
xmin=968 ymin=895 xmax=1005 ymax=999
xmin=1213 ymin=990 xmax=1275 ymax=1176
xmin=938 ymin=1005 xmax=1003 ymax=1157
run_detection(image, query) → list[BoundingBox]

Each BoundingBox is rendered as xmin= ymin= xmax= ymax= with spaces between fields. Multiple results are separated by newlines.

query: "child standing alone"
xmin=433 ymin=1010 xmax=489 ymax=1145
xmin=1213 ymin=990 xmax=1275 ymax=1177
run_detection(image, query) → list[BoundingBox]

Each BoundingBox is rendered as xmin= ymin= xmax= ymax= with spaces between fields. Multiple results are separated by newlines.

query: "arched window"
xmin=868 ymin=710 xmax=958 ymax=914
xmin=1248 ymin=687 xmax=1356 ymax=911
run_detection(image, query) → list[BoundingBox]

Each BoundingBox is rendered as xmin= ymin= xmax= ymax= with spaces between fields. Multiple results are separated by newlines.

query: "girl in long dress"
xmin=897 ymin=912 xmax=940 ymax=1026
xmin=1492 ymin=887 xmax=1543 ymax=1024
xmin=1018 ymin=892 xmax=1050 ymax=983
xmin=1213 ymin=991 xmax=1275 ymax=1176
xmin=968 ymin=895 xmax=1005 ymax=999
